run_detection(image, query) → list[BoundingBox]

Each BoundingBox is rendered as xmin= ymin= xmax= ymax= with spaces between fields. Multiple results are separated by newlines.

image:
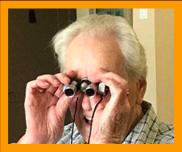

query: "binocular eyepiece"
xmin=63 ymin=79 xmax=109 ymax=97
xmin=63 ymin=80 xmax=78 ymax=96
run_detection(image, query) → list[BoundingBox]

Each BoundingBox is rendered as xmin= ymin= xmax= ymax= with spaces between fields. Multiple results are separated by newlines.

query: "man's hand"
xmin=18 ymin=72 xmax=75 ymax=144
xmin=88 ymin=70 xmax=137 ymax=144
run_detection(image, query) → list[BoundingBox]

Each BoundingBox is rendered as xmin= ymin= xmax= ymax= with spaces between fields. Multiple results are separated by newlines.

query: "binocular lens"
xmin=63 ymin=81 xmax=78 ymax=96
xmin=85 ymin=84 xmax=96 ymax=96
xmin=64 ymin=88 xmax=75 ymax=96
xmin=63 ymin=79 xmax=109 ymax=97
xmin=80 ymin=79 xmax=96 ymax=96
xmin=85 ymin=88 xmax=95 ymax=96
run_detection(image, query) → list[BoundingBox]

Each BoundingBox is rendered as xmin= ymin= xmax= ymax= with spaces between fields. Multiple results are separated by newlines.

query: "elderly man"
xmin=17 ymin=15 xmax=173 ymax=144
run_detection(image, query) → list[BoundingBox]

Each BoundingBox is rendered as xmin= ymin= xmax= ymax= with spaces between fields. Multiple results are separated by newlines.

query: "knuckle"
xmin=26 ymin=81 xmax=31 ymax=87
xmin=122 ymin=80 xmax=128 ymax=89
xmin=36 ymin=75 xmax=44 ymax=80
xmin=25 ymin=99 xmax=38 ymax=109
xmin=55 ymin=73 xmax=65 ymax=79
xmin=115 ymin=82 xmax=128 ymax=95
xmin=54 ymin=73 xmax=63 ymax=77
xmin=55 ymin=73 xmax=70 ymax=83
xmin=36 ymin=74 xmax=52 ymax=80
xmin=115 ymin=88 xmax=124 ymax=96
xmin=26 ymin=81 xmax=34 ymax=88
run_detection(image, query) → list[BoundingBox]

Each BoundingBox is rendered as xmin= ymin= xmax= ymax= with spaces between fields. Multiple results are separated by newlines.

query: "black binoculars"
xmin=63 ymin=79 xmax=109 ymax=97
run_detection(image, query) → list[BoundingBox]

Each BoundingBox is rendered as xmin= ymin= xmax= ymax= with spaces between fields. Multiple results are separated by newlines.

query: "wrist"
xmin=17 ymin=134 xmax=37 ymax=144
xmin=17 ymin=134 xmax=52 ymax=144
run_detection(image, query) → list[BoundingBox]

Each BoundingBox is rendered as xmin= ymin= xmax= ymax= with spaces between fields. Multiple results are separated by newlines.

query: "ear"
xmin=136 ymin=79 xmax=147 ymax=104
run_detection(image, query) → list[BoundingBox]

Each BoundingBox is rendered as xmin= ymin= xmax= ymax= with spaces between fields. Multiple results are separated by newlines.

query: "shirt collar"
xmin=123 ymin=101 xmax=159 ymax=144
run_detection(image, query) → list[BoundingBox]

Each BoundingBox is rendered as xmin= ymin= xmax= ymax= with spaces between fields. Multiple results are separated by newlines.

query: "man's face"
xmin=64 ymin=32 xmax=129 ymax=142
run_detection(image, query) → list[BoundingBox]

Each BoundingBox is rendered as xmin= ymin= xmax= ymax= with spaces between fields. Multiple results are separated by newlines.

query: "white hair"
xmin=52 ymin=14 xmax=147 ymax=80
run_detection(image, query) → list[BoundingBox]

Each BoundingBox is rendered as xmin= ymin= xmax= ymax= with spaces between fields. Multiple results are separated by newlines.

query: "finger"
xmin=26 ymin=80 xmax=50 ymax=94
xmin=27 ymin=80 xmax=49 ymax=89
xmin=90 ymin=71 xmax=129 ymax=108
xmin=103 ymin=82 xmax=130 ymax=121
xmin=65 ymin=70 xmax=77 ymax=79
xmin=46 ymin=95 xmax=59 ymax=107
xmin=103 ymin=75 xmax=128 ymax=95
xmin=55 ymin=71 xmax=78 ymax=97
xmin=36 ymin=80 xmax=50 ymax=88
xmin=90 ymin=70 xmax=129 ymax=94
xmin=56 ymin=95 xmax=74 ymax=119
xmin=89 ymin=69 xmax=125 ymax=84
xmin=54 ymin=84 xmax=64 ymax=98
xmin=36 ymin=79 xmax=58 ymax=95
xmin=46 ymin=86 xmax=58 ymax=96
xmin=54 ymin=73 xmax=71 ymax=84
xmin=36 ymin=74 xmax=60 ymax=87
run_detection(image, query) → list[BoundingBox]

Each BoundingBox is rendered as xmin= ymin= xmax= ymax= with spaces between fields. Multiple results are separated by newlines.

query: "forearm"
xmin=17 ymin=133 xmax=60 ymax=144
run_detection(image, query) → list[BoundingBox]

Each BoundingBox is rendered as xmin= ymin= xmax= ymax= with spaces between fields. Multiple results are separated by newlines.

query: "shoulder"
xmin=154 ymin=123 xmax=174 ymax=144
xmin=56 ymin=123 xmax=73 ymax=144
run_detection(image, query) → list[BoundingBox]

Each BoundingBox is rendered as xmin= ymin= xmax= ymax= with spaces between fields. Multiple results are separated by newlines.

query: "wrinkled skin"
xmin=18 ymin=32 xmax=146 ymax=144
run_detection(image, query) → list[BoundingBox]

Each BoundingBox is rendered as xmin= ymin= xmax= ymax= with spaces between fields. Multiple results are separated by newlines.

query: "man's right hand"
xmin=18 ymin=72 xmax=75 ymax=144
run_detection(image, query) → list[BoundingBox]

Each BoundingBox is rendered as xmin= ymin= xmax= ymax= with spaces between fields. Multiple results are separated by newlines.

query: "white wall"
xmin=133 ymin=9 xmax=174 ymax=124
xmin=76 ymin=9 xmax=90 ymax=19
xmin=155 ymin=9 xmax=174 ymax=124
xmin=133 ymin=9 xmax=157 ymax=111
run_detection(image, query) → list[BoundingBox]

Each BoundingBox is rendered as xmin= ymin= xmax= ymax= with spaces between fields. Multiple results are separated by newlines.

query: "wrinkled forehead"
xmin=64 ymin=32 xmax=125 ymax=79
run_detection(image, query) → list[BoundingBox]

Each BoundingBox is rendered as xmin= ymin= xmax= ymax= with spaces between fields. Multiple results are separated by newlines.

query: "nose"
xmin=81 ymin=95 xmax=92 ymax=111
xmin=81 ymin=94 xmax=103 ymax=112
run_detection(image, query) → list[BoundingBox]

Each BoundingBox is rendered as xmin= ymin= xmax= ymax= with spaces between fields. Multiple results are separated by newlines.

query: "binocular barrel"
xmin=80 ymin=79 xmax=96 ymax=96
xmin=85 ymin=84 xmax=97 ymax=96
xmin=63 ymin=79 xmax=109 ymax=96
xmin=98 ymin=82 xmax=109 ymax=96
xmin=63 ymin=80 xmax=78 ymax=96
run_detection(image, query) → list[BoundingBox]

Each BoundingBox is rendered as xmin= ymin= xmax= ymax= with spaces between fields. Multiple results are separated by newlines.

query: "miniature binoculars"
xmin=63 ymin=79 xmax=109 ymax=97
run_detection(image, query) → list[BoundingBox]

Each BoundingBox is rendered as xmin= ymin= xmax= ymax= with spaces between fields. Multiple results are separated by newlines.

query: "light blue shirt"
xmin=57 ymin=101 xmax=174 ymax=144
